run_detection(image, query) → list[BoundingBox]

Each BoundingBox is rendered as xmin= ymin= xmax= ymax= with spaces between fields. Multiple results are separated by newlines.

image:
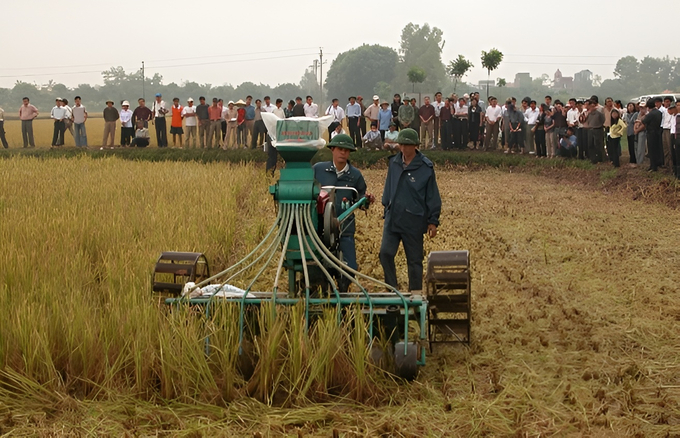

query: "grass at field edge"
xmin=0 ymin=146 xmax=599 ymax=170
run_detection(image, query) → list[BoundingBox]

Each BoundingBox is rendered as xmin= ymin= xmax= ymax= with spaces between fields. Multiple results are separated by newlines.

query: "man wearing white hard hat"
xmin=119 ymin=100 xmax=133 ymax=146
xmin=181 ymin=98 xmax=197 ymax=148
xmin=364 ymin=95 xmax=380 ymax=126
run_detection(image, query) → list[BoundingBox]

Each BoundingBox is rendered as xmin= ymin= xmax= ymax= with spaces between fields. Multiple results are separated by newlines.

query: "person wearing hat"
xmin=384 ymin=122 xmax=399 ymax=151
xmin=119 ymin=100 xmax=134 ymax=147
xmin=181 ymin=98 xmax=197 ymax=148
xmin=170 ymin=98 xmax=184 ymax=148
xmin=235 ymin=100 xmax=247 ymax=146
xmin=102 ymin=99 xmax=119 ymax=148
xmin=380 ymin=128 xmax=441 ymax=292
xmin=152 ymin=93 xmax=169 ymax=147
xmin=378 ymin=101 xmax=392 ymax=140
xmin=50 ymin=98 xmax=67 ymax=147
xmin=313 ymin=134 xmax=375 ymax=290
xmin=364 ymin=95 xmax=380 ymax=127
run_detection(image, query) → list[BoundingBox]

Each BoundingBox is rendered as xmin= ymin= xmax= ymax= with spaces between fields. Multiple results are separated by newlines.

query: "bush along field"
xmin=0 ymin=156 xmax=679 ymax=436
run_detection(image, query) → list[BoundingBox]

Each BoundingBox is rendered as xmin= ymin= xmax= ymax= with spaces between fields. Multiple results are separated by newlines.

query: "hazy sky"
xmin=3 ymin=0 xmax=678 ymax=91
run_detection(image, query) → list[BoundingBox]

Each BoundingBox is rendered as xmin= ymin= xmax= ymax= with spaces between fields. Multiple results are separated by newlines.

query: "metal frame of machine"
xmin=155 ymin=123 xmax=429 ymax=379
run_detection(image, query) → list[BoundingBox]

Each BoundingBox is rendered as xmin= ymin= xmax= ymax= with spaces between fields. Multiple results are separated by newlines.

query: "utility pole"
xmin=319 ymin=48 xmax=323 ymax=104
xmin=141 ymin=61 xmax=145 ymax=101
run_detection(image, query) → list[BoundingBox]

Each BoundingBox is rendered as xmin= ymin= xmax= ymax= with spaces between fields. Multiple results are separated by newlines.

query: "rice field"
xmin=0 ymin=156 xmax=679 ymax=437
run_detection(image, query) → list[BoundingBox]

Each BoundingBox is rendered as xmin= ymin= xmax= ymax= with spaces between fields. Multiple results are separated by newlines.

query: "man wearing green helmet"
xmin=380 ymin=128 xmax=441 ymax=291
xmin=314 ymin=134 xmax=375 ymax=281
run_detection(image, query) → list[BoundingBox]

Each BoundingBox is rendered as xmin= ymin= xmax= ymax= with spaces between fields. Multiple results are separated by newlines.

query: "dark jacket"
xmin=313 ymin=161 xmax=367 ymax=236
xmin=382 ymin=151 xmax=441 ymax=235
xmin=292 ymin=103 xmax=305 ymax=117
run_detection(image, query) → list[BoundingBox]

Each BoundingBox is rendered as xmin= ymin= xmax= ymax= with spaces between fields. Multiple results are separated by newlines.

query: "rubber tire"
xmin=393 ymin=342 xmax=419 ymax=381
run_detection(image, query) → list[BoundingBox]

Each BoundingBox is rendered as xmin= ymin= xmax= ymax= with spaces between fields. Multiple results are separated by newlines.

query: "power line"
xmin=0 ymin=53 xmax=317 ymax=79
xmin=147 ymin=47 xmax=319 ymax=63
xmin=145 ymin=53 xmax=317 ymax=70
xmin=504 ymin=62 xmax=616 ymax=66
xmin=506 ymin=54 xmax=620 ymax=58
xmin=0 ymin=47 xmax=319 ymax=72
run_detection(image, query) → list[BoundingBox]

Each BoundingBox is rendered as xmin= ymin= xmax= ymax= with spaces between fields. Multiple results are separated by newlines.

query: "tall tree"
xmin=324 ymin=44 xmax=398 ymax=102
xmin=393 ymin=23 xmax=446 ymax=94
xmin=481 ymin=49 xmax=503 ymax=99
xmin=407 ymin=66 xmax=426 ymax=93
xmin=447 ymin=55 xmax=473 ymax=93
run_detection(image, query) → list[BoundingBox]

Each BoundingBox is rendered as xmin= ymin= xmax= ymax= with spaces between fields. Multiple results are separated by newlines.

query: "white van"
xmin=636 ymin=94 xmax=680 ymax=105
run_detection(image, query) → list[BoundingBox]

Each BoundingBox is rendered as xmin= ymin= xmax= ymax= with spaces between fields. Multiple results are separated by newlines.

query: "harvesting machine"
xmin=152 ymin=115 xmax=471 ymax=380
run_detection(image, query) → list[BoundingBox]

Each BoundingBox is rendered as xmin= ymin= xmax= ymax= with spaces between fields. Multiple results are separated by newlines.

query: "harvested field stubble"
xmin=0 ymin=157 xmax=679 ymax=436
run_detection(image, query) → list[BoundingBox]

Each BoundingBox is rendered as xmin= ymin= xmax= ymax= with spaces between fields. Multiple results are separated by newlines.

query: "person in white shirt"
xmin=432 ymin=92 xmax=446 ymax=147
xmin=661 ymin=97 xmax=674 ymax=167
xmin=525 ymin=100 xmax=540 ymax=154
xmin=272 ymin=98 xmax=285 ymax=119
xmin=330 ymin=123 xmax=346 ymax=140
xmin=303 ymin=95 xmax=318 ymax=118
xmin=152 ymin=93 xmax=169 ymax=147
xmin=181 ymin=98 xmax=197 ymax=148
xmin=0 ymin=106 xmax=8 ymax=148
xmin=345 ymin=96 xmax=362 ymax=147
xmin=325 ymin=98 xmax=346 ymax=138
xmin=119 ymin=101 xmax=134 ymax=146
xmin=483 ymin=97 xmax=503 ymax=151
xmin=62 ymin=98 xmax=74 ymax=138
xmin=262 ymin=96 xmax=276 ymax=113
xmin=454 ymin=97 xmax=469 ymax=148
xmin=50 ymin=98 xmax=67 ymax=147
xmin=71 ymin=96 xmax=88 ymax=147
xmin=265 ymin=98 xmax=286 ymax=174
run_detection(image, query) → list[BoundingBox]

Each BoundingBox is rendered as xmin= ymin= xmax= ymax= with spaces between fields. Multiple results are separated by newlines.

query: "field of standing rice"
xmin=0 ymin=155 xmax=679 ymax=437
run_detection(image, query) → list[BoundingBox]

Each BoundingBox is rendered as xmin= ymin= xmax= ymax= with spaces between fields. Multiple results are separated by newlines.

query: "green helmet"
xmin=327 ymin=134 xmax=356 ymax=151
xmin=396 ymin=128 xmax=419 ymax=145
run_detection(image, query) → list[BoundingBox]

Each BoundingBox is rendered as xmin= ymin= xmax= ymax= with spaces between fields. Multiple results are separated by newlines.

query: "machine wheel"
xmin=393 ymin=342 xmax=419 ymax=381
xmin=237 ymin=339 xmax=257 ymax=380
xmin=322 ymin=202 xmax=340 ymax=251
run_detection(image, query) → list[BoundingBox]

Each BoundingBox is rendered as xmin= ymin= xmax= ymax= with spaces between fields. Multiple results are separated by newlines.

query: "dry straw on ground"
xmin=0 ymin=157 xmax=679 ymax=436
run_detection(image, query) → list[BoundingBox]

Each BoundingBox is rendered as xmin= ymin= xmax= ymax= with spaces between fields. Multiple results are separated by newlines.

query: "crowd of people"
xmin=352 ymin=92 xmax=679 ymax=177
xmin=2 ymin=90 xmax=679 ymax=178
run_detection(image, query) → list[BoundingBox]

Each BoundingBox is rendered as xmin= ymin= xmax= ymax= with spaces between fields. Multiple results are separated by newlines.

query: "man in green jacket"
xmin=380 ymin=128 xmax=441 ymax=291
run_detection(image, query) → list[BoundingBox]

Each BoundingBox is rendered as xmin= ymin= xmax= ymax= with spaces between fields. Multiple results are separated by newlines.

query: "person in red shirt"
xmin=170 ymin=97 xmax=184 ymax=148
xmin=236 ymin=102 xmax=246 ymax=147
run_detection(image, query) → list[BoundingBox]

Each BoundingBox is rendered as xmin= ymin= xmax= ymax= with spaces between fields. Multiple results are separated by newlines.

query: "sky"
xmin=3 ymin=0 xmax=679 ymax=91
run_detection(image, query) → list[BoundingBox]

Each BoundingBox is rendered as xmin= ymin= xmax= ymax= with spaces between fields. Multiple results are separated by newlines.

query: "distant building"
xmin=510 ymin=72 xmax=532 ymax=89
xmin=478 ymin=80 xmax=494 ymax=88
xmin=553 ymin=69 xmax=573 ymax=90
xmin=574 ymin=69 xmax=593 ymax=85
